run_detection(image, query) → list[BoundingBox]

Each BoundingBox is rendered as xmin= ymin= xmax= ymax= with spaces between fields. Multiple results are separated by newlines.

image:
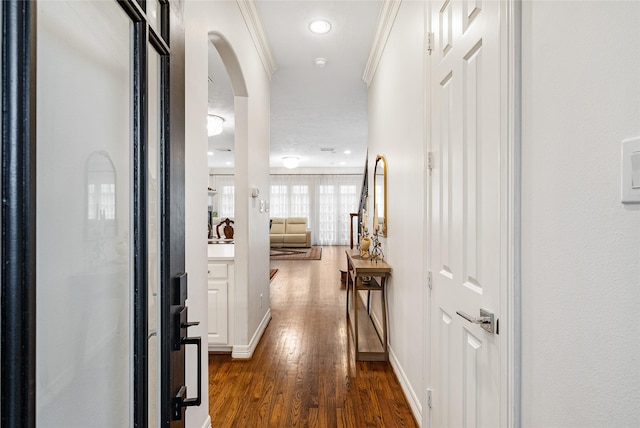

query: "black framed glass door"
xmin=1 ymin=1 xmax=191 ymax=427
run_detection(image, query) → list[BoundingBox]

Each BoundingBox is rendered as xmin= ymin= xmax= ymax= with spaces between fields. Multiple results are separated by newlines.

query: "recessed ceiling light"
xmin=225 ymin=162 xmax=232 ymax=166
xmin=207 ymin=151 xmax=214 ymax=155
xmin=309 ymin=19 xmax=331 ymax=34
xmin=344 ymin=149 xmax=351 ymax=155
xmin=314 ymin=57 xmax=327 ymax=67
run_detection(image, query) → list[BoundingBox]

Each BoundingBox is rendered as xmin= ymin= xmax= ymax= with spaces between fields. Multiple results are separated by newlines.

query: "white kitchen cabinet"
xmin=207 ymin=244 xmax=234 ymax=350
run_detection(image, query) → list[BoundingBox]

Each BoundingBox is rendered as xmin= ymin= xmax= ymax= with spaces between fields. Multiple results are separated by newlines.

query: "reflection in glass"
xmin=36 ymin=1 xmax=131 ymax=426
xmin=147 ymin=0 xmax=162 ymax=34
xmin=86 ymin=151 xmax=117 ymax=240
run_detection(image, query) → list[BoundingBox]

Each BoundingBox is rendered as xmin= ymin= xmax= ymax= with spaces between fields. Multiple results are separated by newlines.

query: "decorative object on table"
xmin=360 ymin=236 xmax=371 ymax=258
xmin=216 ymin=218 xmax=234 ymax=239
xmin=359 ymin=209 xmax=372 ymax=259
xmin=370 ymin=233 xmax=384 ymax=262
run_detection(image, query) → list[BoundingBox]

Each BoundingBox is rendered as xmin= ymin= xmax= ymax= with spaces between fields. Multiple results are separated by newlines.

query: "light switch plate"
xmin=622 ymin=137 xmax=640 ymax=203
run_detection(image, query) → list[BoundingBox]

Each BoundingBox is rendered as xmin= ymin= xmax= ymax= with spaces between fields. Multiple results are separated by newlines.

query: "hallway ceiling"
xmin=207 ymin=0 xmax=382 ymax=170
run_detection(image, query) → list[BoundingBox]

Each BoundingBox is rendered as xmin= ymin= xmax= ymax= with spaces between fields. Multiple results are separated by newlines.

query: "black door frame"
xmin=0 ymin=1 xmax=187 ymax=427
xmin=1 ymin=2 xmax=38 ymax=426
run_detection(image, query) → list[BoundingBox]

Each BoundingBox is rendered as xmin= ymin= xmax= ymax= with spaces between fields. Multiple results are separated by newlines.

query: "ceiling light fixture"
xmin=283 ymin=157 xmax=300 ymax=169
xmin=309 ymin=19 xmax=332 ymax=34
xmin=344 ymin=149 xmax=351 ymax=155
xmin=207 ymin=151 xmax=214 ymax=155
xmin=314 ymin=57 xmax=327 ymax=67
xmin=207 ymin=114 xmax=225 ymax=136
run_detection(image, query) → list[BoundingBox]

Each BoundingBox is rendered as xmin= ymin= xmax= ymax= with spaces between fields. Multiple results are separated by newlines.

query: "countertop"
xmin=207 ymin=243 xmax=234 ymax=260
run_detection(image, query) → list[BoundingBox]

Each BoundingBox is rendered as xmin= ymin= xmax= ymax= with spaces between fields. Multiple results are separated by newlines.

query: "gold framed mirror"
xmin=373 ymin=155 xmax=387 ymax=236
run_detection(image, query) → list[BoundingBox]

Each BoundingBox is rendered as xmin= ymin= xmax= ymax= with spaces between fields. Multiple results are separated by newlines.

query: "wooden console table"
xmin=345 ymin=250 xmax=392 ymax=361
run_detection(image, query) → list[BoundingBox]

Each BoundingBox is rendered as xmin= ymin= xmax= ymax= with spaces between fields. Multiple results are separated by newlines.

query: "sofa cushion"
xmin=270 ymin=218 xmax=285 ymax=234
xmin=283 ymin=234 xmax=307 ymax=244
xmin=285 ymin=217 xmax=308 ymax=234
xmin=270 ymin=234 xmax=284 ymax=245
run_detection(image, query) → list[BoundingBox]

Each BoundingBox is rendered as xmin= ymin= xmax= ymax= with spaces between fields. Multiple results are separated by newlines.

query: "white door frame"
xmin=422 ymin=0 xmax=521 ymax=426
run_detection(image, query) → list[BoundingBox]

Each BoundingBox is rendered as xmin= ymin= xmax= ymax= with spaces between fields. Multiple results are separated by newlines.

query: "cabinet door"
xmin=207 ymin=274 xmax=228 ymax=345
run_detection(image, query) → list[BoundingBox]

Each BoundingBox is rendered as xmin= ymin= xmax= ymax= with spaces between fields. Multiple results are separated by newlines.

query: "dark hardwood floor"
xmin=208 ymin=245 xmax=419 ymax=427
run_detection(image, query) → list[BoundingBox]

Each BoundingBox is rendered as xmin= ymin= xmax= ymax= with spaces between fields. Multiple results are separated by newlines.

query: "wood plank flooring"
xmin=208 ymin=246 xmax=419 ymax=427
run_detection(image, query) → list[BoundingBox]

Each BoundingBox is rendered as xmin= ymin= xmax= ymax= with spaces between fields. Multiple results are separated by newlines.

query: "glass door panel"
xmin=148 ymin=43 xmax=161 ymax=428
xmin=36 ymin=1 xmax=132 ymax=426
xmin=146 ymin=0 xmax=162 ymax=35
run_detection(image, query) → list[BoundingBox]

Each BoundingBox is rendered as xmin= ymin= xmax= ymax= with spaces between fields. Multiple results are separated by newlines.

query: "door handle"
xmin=172 ymin=334 xmax=202 ymax=420
xmin=456 ymin=309 xmax=495 ymax=334
xmin=171 ymin=304 xmax=202 ymax=420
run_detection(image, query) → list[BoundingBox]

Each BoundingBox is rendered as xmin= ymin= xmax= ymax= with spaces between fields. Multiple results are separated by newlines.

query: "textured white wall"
xmin=184 ymin=2 xmax=272 ymax=427
xmin=521 ymin=1 xmax=640 ymax=426
xmin=367 ymin=0 xmax=426 ymax=421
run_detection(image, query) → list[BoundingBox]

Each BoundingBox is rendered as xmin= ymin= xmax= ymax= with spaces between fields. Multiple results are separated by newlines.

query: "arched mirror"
xmin=374 ymin=155 xmax=387 ymax=236
xmin=85 ymin=150 xmax=117 ymax=240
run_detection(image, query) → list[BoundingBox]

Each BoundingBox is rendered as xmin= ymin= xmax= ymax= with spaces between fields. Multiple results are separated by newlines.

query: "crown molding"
xmin=236 ymin=0 xmax=277 ymax=81
xmin=362 ymin=0 xmax=402 ymax=87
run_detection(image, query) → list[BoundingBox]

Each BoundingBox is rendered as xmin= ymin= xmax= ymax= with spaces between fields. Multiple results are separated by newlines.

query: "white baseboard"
xmin=199 ymin=415 xmax=212 ymax=428
xmin=389 ymin=346 xmax=423 ymax=427
xmin=207 ymin=345 xmax=232 ymax=353
xmin=231 ymin=308 xmax=271 ymax=359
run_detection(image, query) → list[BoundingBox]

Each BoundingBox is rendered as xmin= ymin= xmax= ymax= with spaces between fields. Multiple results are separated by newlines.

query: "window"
xmin=270 ymin=175 xmax=361 ymax=245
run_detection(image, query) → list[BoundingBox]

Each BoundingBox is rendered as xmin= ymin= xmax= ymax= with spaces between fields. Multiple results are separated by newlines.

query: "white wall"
xmin=366 ymin=0 xmax=426 ymax=422
xmin=184 ymin=2 xmax=272 ymax=427
xmin=521 ymin=1 xmax=640 ymax=426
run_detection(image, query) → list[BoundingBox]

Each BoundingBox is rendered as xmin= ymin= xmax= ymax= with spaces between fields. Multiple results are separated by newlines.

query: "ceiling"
xmin=207 ymin=0 xmax=383 ymax=170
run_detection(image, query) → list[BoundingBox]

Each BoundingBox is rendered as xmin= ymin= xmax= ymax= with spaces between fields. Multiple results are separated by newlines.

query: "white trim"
xmin=389 ymin=346 xmax=423 ymax=427
xmin=207 ymin=345 xmax=233 ymax=353
xmin=235 ymin=0 xmax=277 ymax=80
xmin=362 ymin=0 xmax=403 ymax=87
xmin=199 ymin=415 xmax=212 ymax=428
xmin=231 ymin=308 xmax=271 ymax=359
xmin=422 ymin=1 xmax=433 ymax=426
xmin=498 ymin=0 xmax=520 ymax=426
xmin=504 ymin=0 xmax=522 ymax=426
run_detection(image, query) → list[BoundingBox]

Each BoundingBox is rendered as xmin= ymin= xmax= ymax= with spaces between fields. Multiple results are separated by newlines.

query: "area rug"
xmin=270 ymin=246 xmax=322 ymax=261
xmin=269 ymin=269 xmax=278 ymax=281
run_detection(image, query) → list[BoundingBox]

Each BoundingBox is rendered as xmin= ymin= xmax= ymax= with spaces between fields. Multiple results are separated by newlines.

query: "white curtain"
xmin=215 ymin=175 xmax=235 ymax=218
xmin=270 ymin=174 xmax=361 ymax=245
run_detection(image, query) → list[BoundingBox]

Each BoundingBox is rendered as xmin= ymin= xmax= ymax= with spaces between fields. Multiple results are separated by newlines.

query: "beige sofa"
xmin=270 ymin=217 xmax=311 ymax=247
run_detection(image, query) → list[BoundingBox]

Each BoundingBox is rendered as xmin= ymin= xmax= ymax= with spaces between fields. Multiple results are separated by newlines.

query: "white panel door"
xmin=429 ymin=0 xmax=505 ymax=426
